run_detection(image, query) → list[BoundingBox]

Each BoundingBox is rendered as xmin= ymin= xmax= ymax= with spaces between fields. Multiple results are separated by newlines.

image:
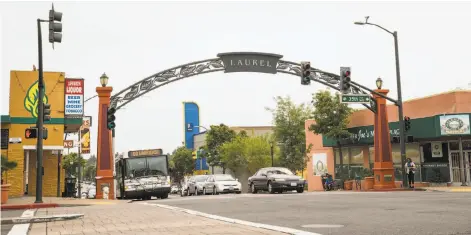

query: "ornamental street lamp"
xmin=100 ymin=73 xmax=109 ymax=87
xmin=354 ymin=16 xmax=408 ymax=188
xmin=376 ymin=77 xmax=383 ymax=90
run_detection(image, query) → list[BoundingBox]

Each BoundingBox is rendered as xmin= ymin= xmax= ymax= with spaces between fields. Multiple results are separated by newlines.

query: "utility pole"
xmin=270 ymin=142 xmax=274 ymax=167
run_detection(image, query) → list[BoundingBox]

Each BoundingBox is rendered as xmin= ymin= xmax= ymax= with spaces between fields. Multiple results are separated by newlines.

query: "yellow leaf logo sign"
xmin=81 ymin=131 xmax=90 ymax=148
xmin=24 ymin=80 xmax=48 ymax=118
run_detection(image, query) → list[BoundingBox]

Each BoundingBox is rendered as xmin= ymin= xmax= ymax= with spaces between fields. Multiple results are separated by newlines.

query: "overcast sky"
xmin=1 ymin=1 xmax=470 ymax=158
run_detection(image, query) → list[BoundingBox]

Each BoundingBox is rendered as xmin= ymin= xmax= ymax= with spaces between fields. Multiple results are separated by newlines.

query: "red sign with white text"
xmin=65 ymin=79 xmax=84 ymax=95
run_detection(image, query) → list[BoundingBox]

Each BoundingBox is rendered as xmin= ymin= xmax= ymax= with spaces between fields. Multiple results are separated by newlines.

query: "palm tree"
xmin=1 ymin=156 xmax=17 ymax=184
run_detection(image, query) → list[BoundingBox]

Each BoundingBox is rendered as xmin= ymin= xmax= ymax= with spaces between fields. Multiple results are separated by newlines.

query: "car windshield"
xmin=195 ymin=176 xmax=208 ymax=182
xmin=266 ymin=168 xmax=294 ymax=175
xmin=214 ymin=175 xmax=235 ymax=181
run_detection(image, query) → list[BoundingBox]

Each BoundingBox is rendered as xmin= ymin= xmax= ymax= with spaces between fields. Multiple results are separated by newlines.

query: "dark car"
xmin=248 ymin=167 xmax=305 ymax=194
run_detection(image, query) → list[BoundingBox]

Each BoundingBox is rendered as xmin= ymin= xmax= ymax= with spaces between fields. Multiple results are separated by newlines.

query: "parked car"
xmin=248 ymin=167 xmax=305 ymax=194
xmin=212 ymin=174 xmax=242 ymax=194
xmin=185 ymin=175 xmax=215 ymax=195
xmin=170 ymin=184 xmax=179 ymax=194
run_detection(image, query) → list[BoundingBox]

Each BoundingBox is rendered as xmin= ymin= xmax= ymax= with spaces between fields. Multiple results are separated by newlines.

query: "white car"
xmin=212 ymin=174 xmax=242 ymax=194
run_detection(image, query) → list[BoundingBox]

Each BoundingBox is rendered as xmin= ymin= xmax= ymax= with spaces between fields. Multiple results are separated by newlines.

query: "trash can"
xmin=64 ymin=177 xmax=76 ymax=197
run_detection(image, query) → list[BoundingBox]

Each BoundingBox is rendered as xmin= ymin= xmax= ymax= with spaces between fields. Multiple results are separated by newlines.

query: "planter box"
xmin=1 ymin=184 xmax=11 ymax=204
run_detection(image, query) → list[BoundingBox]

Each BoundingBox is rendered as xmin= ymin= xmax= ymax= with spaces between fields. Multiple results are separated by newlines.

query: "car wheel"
xmin=195 ymin=188 xmax=198 ymax=196
xmin=268 ymin=182 xmax=275 ymax=194
xmin=297 ymin=188 xmax=304 ymax=193
xmin=161 ymin=193 xmax=169 ymax=199
xmin=236 ymin=191 xmax=241 ymax=194
xmin=203 ymin=188 xmax=207 ymax=195
xmin=250 ymin=183 xmax=258 ymax=194
xmin=213 ymin=186 xmax=217 ymax=195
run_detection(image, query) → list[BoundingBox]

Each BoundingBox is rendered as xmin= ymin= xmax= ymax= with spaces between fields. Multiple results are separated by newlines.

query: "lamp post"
xmin=354 ymin=17 xmax=408 ymax=188
xmin=100 ymin=73 xmax=109 ymax=87
xmin=376 ymin=77 xmax=383 ymax=90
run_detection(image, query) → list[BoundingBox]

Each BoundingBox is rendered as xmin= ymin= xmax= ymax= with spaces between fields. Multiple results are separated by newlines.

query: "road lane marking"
xmin=8 ymin=209 xmax=35 ymax=235
xmin=146 ymin=203 xmax=323 ymax=235
xmin=302 ymin=224 xmax=344 ymax=228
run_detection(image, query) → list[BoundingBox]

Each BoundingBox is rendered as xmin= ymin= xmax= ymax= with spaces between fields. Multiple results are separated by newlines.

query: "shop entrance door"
xmin=450 ymin=151 xmax=462 ymax=183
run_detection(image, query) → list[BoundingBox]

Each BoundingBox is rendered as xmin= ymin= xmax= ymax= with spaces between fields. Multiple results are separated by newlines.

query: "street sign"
xmin=341 ymin=94 xmax=371 ymax=104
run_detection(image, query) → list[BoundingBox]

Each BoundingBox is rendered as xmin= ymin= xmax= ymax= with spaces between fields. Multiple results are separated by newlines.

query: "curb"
xmin=1 ymin=214 xmax=84 ymax=225
xmin=147 ymin=203 xmax=322 ymax=235
xmin=366 ymin=188 xmax=427 ymax=192
xmin=1 ymin=203 xmax=59 ymax=211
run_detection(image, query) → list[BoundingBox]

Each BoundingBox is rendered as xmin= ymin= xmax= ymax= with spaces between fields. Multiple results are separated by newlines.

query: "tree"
xmin=309 ymin=90 xmax=353 ymax=179
xmin=266 ymin=96 xmax=313 ymax=173
xmin=170 ymin=146 xmax=194 ymax=185
xmin=83 ymin=155 xmax=96 ymax=181
xmin=205 ymin=124 xmax=237 ymax=173
xmin=62 ymin=153 xmax=86 ymax=177
xmin=220 ymin=135 xmax=273 ymax=175
xmin=1 ymin=155 xmax=17 ymax=184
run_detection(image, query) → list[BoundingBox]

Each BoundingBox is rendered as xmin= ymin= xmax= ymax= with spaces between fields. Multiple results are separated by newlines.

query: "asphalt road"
xmin=1 ymin=210 xmax=24 ymax=235
xmin=152 ymin=191 xmax=471 ymax=235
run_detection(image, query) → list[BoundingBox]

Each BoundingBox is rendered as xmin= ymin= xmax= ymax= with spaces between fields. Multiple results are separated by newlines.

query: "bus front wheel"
xmin=160 ymin=193 xmax=169 ymax=199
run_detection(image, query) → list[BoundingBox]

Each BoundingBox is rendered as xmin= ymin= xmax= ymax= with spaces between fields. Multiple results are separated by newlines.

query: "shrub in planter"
xmin=1 ymin=155 xmax=18 ymax=204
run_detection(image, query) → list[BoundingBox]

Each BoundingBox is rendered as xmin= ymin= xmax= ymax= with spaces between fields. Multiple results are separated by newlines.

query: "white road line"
xmin=7 ymin=209 xmax=35 ymax=235
xmin=146 ymin=203 xmax=323 ymax=235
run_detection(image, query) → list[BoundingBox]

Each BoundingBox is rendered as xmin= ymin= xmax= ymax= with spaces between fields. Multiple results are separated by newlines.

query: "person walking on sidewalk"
xmin=405 ymin=158 xmax=416 ymax=188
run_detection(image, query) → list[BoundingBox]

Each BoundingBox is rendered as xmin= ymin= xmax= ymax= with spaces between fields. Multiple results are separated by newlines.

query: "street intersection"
xmin=144 ymin=191 xmax=471 ymax=235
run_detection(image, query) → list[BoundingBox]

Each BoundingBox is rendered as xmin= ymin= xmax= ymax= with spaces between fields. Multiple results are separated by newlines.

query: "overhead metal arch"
xmin=110 ymin=52 xmax=376 ymax=112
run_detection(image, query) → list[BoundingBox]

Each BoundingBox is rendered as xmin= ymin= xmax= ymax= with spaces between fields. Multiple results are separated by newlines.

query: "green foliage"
xmin=1 ymin=155 xmax=17 ymax=174
xmin=61 ymin=152 xmax=86 ymax=177
xmin=266 ymin=96 xmax=313 ymax=173
xmin=83 ymin=155 xmax=96 ymax=181
xmin=309 ymin=90 xmax=353 ymax=141
xmin=220 ymin=135 xmax=273 ymax=175
xmin=170 ymin=146 xmax=194 ymax=183
xmin=205 ymin=124 xmax=237 ymax=167
xmin=1 ymin=155 xmax=17 ymax=184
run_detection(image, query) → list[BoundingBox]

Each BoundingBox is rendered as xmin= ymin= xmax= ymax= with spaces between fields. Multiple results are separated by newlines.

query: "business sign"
xmin=80 ymin=116 xmax=91 ymax=154
xmin=217 ymin=52 xmax=283 ymax=74
xmin=63 ymin=140 xmax=74 ymax=148
xmin=312 ymin=153 xmax=328 ymax=176
xmin=440 ymin=114 xmax=470 ymax=135
xmin=128 ymin=149 xmax=163 ymax=157
xmin=431 ymin=142 xmax=443 ymax=158
xmin=183 ymin=102 xmax=200 ymax=150
xmin=64 ymin=79 xmax=84 ymax=116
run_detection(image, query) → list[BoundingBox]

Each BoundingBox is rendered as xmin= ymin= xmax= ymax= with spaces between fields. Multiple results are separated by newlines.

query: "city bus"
xmin=115 ymin=149 xmax=171 ymax=200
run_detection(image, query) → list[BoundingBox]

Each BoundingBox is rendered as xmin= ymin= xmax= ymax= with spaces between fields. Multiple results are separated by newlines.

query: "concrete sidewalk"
xmin=420 ymin=186 xmax=471 ymax=192
xmin=28 ymin=202 xmax=288 ymax=235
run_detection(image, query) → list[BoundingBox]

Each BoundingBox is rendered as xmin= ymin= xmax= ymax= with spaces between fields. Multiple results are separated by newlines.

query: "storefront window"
xmin=391 ymin=143 xmax=420 ymax=164
xmin=350 ymin=147 xmax=364 ymax=165
xmin=334 ymin=147 xmax=349 ymax=165
xmin=334 ymin=147 xmax=350 ymax=180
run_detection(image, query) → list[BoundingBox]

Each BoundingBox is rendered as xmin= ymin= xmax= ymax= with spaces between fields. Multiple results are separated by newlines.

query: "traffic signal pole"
xmin=35 ymin=18 xmax=45 ymax=203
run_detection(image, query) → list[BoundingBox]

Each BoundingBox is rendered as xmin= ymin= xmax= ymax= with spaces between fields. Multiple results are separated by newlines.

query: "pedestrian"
xmin=405 ymin=158 xmax=416 ymax=188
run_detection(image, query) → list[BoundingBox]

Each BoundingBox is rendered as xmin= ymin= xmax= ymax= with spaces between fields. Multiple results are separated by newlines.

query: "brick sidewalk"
xmin=28 ymin=202 xmax=287 ymax=235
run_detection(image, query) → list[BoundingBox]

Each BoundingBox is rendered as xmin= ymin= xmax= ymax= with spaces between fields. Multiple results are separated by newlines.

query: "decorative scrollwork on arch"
xmin=110 ymin=58 xmax=225 ymax=109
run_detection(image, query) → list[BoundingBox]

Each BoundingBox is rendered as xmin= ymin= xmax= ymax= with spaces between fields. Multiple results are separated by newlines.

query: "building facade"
xmin=1 ymin=70 xmax=82 ymax=197
xmin=305 ymin=90 xmax=471 ymax=190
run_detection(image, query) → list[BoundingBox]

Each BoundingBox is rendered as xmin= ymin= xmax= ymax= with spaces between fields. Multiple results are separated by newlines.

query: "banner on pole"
xmin=80 ymin=116 xmax=91 ymax=154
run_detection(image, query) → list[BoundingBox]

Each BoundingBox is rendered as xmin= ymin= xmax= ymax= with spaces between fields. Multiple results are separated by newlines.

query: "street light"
xmin=376 ymin=77 xmax=383 ymax=89
xmin=100 ymin=73 xmax=109 ymax=87
xmin=354 ymin=16 xmax=408 ymax=188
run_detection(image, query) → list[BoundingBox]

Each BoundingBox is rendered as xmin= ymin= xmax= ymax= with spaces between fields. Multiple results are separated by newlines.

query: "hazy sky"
xmin=1 ymin=1 xmax=470 ymax=157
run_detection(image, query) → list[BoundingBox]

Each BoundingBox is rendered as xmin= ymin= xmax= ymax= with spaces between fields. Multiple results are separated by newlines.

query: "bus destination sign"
xmin=128 ymin=149 xmax=163 ymax=157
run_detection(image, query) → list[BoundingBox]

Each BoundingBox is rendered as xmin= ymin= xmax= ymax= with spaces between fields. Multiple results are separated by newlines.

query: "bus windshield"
xmin=147 ymin=156 xmax=168 ymax=176
xmin=125 ymin=156 xmax=168 ymax=178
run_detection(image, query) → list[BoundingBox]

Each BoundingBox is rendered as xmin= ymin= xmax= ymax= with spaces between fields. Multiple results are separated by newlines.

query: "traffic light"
xmin=49 ymin=4 xmax=63 ymax=46
xmin=25 ymin=127 xmax=48 ymax=139
xmin=25 ymin=128 xmax=38 ymax=139
xmin=43 ymin=103 xmax=51 ymax=122
xmin=300 ymin=61 xmax=311 ymax=85
xmin=404 ymin=116 xmax=411 ymax=132
xmin=339 ymin=67 xmax=351 ymax=94
xmin=107 ymin=107 xmax=116 ymax=130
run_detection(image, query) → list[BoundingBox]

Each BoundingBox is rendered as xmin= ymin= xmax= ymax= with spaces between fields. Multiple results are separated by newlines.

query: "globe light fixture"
xmin=376 ymin=77 xmax=383 ymax=89
xmin=100 ymin=73 xmax=109 ymax=87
